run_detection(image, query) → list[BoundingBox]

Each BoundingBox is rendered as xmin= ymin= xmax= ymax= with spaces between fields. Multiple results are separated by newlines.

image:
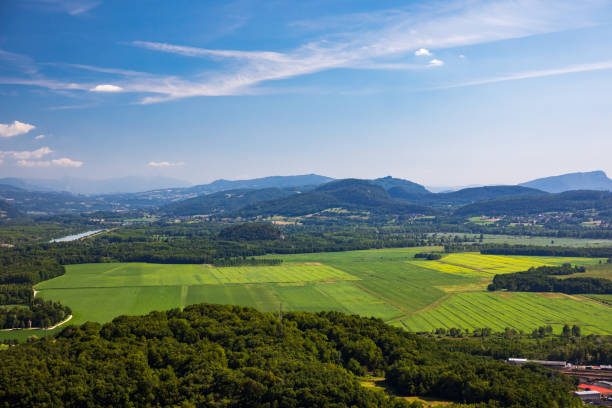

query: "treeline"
xmin=439 ymin=329 xmax=612 ymax=366
xmin=0 ymin=303 xmax=582 ymax=407
xmin=0 ymin=252 xmax=65 ymax=305
xmin=0 ymin=298 xmax=70 ymax=329
xmin=414 ymin=252 xmax=443 ymax=260
xmin=0 ymin=255 xmax=64 ymax=286
xmin=488 ymin=264 xmax=612 ymax=294
xmin=7 ymin=223 xmax=434 ymax=266
xmin=212 ymin=257 xmax=283 ymax=267
xmin=481 ymin=244 xmax=612 ymax=258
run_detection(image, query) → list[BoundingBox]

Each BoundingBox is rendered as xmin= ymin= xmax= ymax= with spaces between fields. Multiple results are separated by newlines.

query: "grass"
xmin=399 ymin=292 xmax=612 ymax=335
xmin=560 ymin=262 xmax=612 ymax=279
xmin=37 ymin=262 xmax=357 ymax=289
xmin=13 ymin=246 xmax=610 ymax=341
xmin=434 ymin=253 xmax=601 ymax=276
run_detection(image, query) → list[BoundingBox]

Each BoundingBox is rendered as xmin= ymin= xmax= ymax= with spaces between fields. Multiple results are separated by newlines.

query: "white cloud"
xmin=90 ymin=84 xmax=123 ymax=92
xmin=0 ymin=147 xmax=53 ymax=160
xmin=17 ymin=160 xmax=51 ymax=167
xmin=429 ymin=59 xmax=444 ymax=67
xmin=459 ymin=54 xmax=466 ymax=59
xmin=0 ymin=120 xmax=36 ymax=138
xmin=148 ymin=161 xmax=184 ymax=167
xmin=17 ymin=157 xmax=83 ymax=167
xmin=35 ymin=134 xmax=46 ymax=140
xmin=415 ymin=48 xmax=432 ymax=56
xmin=52 ymin=157 xmax=83 ymax=167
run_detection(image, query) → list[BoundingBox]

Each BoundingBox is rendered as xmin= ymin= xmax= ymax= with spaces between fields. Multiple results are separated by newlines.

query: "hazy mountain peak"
xmin=519 ymin=170 xmax=612 ymax=193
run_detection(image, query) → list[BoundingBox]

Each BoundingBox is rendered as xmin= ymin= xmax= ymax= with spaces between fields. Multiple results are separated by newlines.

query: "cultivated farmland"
xmin=33 ymin=248 xmax=612 ymax=335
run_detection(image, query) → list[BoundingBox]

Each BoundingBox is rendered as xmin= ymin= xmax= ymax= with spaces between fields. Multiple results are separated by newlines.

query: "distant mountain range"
xmin=0 ymin=176 xmax=192 ymax=195
xmin=519 ymin=171 xmax=612 ymax=193
xmin=2 ymin=171 xmax=612 ymax=219
xmin=187 ymin=174 xmax=334 ymax=194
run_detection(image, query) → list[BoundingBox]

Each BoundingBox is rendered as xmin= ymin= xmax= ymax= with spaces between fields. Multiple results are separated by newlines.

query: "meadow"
xmin=32 ymin=248 xmax=612 ymax=335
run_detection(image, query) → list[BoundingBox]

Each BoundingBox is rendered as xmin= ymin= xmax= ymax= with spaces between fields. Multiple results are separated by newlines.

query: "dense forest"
xmin=0 ymin=252 xmax=69 ymax=328
xmin=0 ymin=303 xmax=583 ymax=407
xmin=488 ymin=264 xmax=612 ymax=294
xmin=218 ymin=222 xmax=282 ymax=241
xmin=0 ymin=252 xmax=64 ymax=305
xmin=435 ymin=328 xmax=612 ymax=365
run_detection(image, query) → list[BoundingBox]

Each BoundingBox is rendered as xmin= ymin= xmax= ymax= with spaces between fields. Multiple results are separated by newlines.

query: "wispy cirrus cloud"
xmin=0 ymin=120 xmax=36 ymax=138
xmin=436 ymin=60 xmax=612 ymax=89
xmin=1 ymin=0 xmax=610 ymax=103
xmin=28 ymin=0 xmax=101 ymax=16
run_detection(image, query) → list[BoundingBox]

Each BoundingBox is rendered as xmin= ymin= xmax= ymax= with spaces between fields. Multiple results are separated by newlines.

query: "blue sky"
xmin=1 ymin=0 xmax=612 ymax=186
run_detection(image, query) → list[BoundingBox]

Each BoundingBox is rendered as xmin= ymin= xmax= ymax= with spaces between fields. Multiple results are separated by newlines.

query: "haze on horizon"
xmin=1 ymin=0 xmax=612 ymax=187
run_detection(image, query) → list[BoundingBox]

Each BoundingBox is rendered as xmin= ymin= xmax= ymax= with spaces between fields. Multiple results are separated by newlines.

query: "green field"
xmin=25 ymin=247 xmax=612 ymax=337
xmin=399 ymin=292 xmax=612 ymax=335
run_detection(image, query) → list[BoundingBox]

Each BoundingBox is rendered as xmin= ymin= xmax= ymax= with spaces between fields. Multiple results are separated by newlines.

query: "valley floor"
xmin=12 ymin=247 xmax=610 ymax=339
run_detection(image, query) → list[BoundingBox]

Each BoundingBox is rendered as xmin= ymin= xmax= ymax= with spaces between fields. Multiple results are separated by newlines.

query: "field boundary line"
xmin=386 ymin=292 xmax=453 ymax=323
xmin=311 ymin=285 xmax=352 ymax=315
xmin=349 ymin=282 xmax=410 ymax=321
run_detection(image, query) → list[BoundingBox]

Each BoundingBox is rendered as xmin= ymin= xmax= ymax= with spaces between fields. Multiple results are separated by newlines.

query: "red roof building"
xmin=578 ymin=384 xmax=612 ymax=395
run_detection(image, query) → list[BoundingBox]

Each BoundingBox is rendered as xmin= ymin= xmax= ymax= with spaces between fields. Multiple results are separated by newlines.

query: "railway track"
xmin=559 ymin=369 xmax=612 ymax=381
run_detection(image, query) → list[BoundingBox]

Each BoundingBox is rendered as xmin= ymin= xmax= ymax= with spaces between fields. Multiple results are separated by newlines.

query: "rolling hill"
xmin=237 ymin=179 xmax=435 ymax=217
xmin=520 ymin=170 xmax=612 ymax=193
xmin=161 ymin=187 xmax=307 ymax=216
xmin=371 ymin=176 xmax=431 ymax=194
xmin=454 ymin=190 xmax=612 ymax=216
xmin=390 ymin=185 xmax=546 ymax=207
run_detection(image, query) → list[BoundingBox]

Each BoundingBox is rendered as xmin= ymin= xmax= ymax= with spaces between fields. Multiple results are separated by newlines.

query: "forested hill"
xmin=454 ymin=190 xmax=612 ymax=216
xmin=237 ymin=179 xmax=435 ymax=217
xmin=520 ymin=170 xmax=612 ymax=193
xmin=0 ymin=303 xmax=581 ymax=407
xmin=160 ymin=187 xmax=306 ymax=216
xmin=390 ymin=185 xmax=546 ymax=207
xmin=371 ymin=176 xmax=431 ymax=194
